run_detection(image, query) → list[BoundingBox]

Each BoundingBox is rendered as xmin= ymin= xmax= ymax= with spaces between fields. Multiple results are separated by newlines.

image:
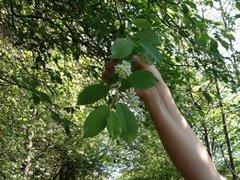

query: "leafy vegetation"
xmin=0 ymin=0 xmax=239 ymax=179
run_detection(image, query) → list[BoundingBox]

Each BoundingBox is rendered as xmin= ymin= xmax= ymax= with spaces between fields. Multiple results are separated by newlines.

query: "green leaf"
xmin=109 ymin=73 xmax=119 ymax=85
xmin=140 ymin=42 xmax=162 ymax=62
xmin=107 ymin=111 xmax=122 ymax=140
xmin=181 ymin=4 xmax=189 ymax=14
xmin=205 ymin=1 xmax=213 ymax=7
xmin=51 ymin=112 xmax=72 ymax=135
xmin=210 ymin=39 xmax=218 ymax=52
xmin=115 ymin=103 xmax=138 ymax=144
xmin=121 ymin=70 xmax=158 ymax=90
xmin=235 ymin=14 xmax=240 ymax=18
xmin=219 ymin=39 xmax=229 ymax=49
xmin=77 ymin=84 xmax=110 ymax=105
xmin=202 ymin=91 xmax=213 ymax=104
xmin=135 ymin=29 xmax=160 ymax=45
xmin=133 ymin=19 xmax=152 ymax=29
xmin=196 ymin=32 xmax=209 ymax=47
xmin=236 ymin=2 xmax=240 ymax=10
xmin=185 ymin=1 xmax=197 ymax=9
xmin=111 ymin=38 xmax=135 ymax=59
xmin=33 ymin=90 xmax=51 ymax=103
xmin=51 ymin=112 xmax=71 ymax=126
xmin=223 ymin=32 xmax=235 ymax=40
xmin=32 ymin=93 xmax=40 ymax=104
xmin=83 ymin=106 xmax=110 ymax=138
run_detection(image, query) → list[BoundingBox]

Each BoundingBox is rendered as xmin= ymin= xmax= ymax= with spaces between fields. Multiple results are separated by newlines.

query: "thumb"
xmin=132 ymin=55 xmax=149 ymax=69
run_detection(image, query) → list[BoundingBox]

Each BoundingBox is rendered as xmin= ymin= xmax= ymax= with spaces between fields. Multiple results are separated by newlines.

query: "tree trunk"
xmin=214 ymin=76 xmax=238 ymax=180
xmin=203 ymin=125 xmax=213 ymax=160
xmin=23 ymin=108 xmax=37 ymax=180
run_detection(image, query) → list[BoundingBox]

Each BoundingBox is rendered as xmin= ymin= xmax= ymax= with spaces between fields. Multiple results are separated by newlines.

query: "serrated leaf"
xmin=107 ymin=111 xmax=122 ymax=140
xmin=135 ymin=29 xmax=160 ymax=45
xmin=140 ymin=42 xmax=162 ymax=62
xmin=115 ymin=103 xmax=138 ymax=144
xmin=77 ymin=84 xmax=110 ymax=105
xmin=133 ymin=19 xmax=152 ymax=29
xmin=83 ymin=106 xmax=110 ymax=138
xmin=121 ymin=70 xmax=158 ymax=90
xmin=111 ymin=38 xmax=135 ymax=59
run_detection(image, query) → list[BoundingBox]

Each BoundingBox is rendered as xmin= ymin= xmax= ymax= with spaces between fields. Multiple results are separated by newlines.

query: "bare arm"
xmin=133 ymin=56 xmax=224 ymax=180
xmin=103 ymin=55 xmax=224 ymax=179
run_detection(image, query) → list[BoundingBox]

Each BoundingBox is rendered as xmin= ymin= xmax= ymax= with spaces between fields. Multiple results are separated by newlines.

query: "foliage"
xmin=0 ymin=0 xmax=239 ymax=179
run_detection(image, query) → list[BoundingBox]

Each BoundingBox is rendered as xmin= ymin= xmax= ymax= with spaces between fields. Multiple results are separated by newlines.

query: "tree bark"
xmin=23 ymin=108 xmax=37 ymax=180
xmin=203 ymin=125 xmax=213 ymax=160
xmin=214 ymin=75 xmax=238 ymax=180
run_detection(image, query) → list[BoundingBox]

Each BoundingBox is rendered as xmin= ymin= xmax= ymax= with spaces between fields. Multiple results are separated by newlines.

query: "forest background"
xmin=0 ymin=0 xmax=239 ymax=179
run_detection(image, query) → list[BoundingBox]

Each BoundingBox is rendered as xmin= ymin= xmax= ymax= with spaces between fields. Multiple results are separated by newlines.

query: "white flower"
xmin=115 ymin=60 xmax=132 ymax=79
xmin=125 ymin=88 xmax=140 ymax=109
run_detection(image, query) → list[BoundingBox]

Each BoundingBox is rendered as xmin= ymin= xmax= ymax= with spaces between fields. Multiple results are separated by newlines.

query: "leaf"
xmin=83 ymin=106 xmax=110 ymax=138
xmin=51 ymin=112 xmax=71 ymax=126
xmin=196 ymin=32 xmax=209 ymax=47
xmin=140 ymin=42 xmax=162 ymax=62
xmin=133 ymin=19 xmax=152 ymax=29
xmin=223 ymin=32 xmax=235 ymax=40
xmin=51 ymin=112 xmax=72 ymax=135
xmin=107 ymin=111 xmax=122 ymax=140
xmin=63 ymin=107 xmax=75 ymax=113
xmin=181 ymin=4 xmax=189 ymax=14
xmin=135 ymin=29 xmax=160 ymax=45
xmin=77 ymin=84 xmax=110 ymax=105
xmin=111 ymin=38 xmax=135 ymax=59
xmin=235 ymin=14 xmax=240 ymax=18
xmin=185 ymin=1 xmax=197 ymax=9
xmin=219 ymin=39 xmax=229 ymax=50
xmin=121 ymin=70 xmax=158 ymax=90
xmin=236 ymin=2 xmax=240 ymax=10
xmin=32 ymin=93 xmax=40 ymax=104
xmin=115 ymin=103 xmax=138 ymax=144
xmin=205 ymin=0 xmax=213 ymax=7
xmin=33 ymin=90 xmax=51 ymax=103
xmin=202 ymin=91 xmax=213 ymax=104
xmin=210 ymin=39 xmax=218 ymax=52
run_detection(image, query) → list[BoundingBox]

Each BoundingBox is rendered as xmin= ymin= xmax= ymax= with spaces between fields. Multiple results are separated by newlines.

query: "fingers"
xmin=102 ymin=56 xmax=150 ymax=83
xmin=102 ymin=59 xmax=118 ymax=83
xmin=133 ymin=55 xmax=149 ymax=69
xmin=105 ymin=59 xmax=118 ymax=73
xmin=133 ymin=55 xmax=162 ymax=82
xmin=102 ymin=70 xmax=111 ymax=83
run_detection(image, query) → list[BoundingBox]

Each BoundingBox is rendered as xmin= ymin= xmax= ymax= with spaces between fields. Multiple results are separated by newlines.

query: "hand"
xmin=131 ymin=55 xmax=164 ymax=103
xmin=102 ymin=55 xmax=165 ymax=104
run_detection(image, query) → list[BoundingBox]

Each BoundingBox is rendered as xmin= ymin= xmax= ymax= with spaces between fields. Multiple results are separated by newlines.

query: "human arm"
xmin=102 ymin=55 xmax=224 ymax=179
xmin=133 ymin=56 xmax=224 ymax=180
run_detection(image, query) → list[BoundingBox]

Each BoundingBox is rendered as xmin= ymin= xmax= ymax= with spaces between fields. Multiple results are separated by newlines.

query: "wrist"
xmin=140 ymin=81 xmax=167 ymax=105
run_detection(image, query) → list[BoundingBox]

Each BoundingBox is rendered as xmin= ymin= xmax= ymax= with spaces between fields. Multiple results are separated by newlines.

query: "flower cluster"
xmin=124 ymin=88 xmax=141 ymax=110
xmin=114 ymin=61 xmax=141 ymax=111
xmin=114 ymin=60 xmax=132 ymax=79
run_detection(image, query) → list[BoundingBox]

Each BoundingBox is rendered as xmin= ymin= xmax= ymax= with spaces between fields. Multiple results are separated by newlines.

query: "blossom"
xmin=114 ymin=60 xmax=132 ymax=79
xmin=125 ymin=88 xmax=140 ymax=110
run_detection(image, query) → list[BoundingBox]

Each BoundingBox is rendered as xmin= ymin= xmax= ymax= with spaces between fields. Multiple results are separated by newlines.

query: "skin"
xmin=103 ymin=55 xmax=224 ymax=180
